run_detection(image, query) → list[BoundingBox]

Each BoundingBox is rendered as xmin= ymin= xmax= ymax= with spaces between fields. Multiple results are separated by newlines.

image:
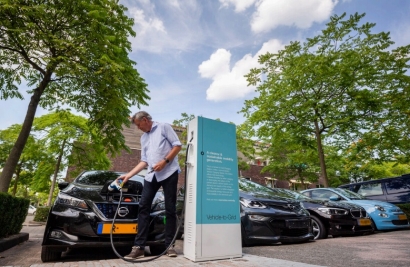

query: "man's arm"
xmin=119 ymin=161 xmax=148 ymax=184
xmin=151 ymin=145 xmax=182 ymax=172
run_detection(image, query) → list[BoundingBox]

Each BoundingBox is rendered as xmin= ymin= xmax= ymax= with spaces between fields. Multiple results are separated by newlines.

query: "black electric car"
xmin=267 ymin=188 xmax=374 ymax=239
xmin=41 ymin=170 xmax=169 ymax=262
xmin=238 ymin=178 xmax=314 ymax=245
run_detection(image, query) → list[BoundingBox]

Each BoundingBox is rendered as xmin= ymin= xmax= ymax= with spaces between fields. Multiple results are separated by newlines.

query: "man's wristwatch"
xmin=164 ymin=157 xmax=170 ymax=163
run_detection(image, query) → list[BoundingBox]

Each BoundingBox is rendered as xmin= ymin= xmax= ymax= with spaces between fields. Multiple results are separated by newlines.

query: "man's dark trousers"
xmin=134 ymin=170 xmax=178 ymax=249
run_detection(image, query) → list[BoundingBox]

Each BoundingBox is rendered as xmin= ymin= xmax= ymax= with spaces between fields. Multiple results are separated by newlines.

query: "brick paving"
xmin=0 ymin=216 xmax=322 ymax=267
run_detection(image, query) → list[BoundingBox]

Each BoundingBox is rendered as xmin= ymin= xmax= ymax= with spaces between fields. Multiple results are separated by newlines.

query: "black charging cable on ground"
xmin=109 ymin=140 xmax=192 ymax=263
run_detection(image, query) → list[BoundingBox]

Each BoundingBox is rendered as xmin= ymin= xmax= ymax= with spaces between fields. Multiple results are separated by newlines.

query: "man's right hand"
xmin=117 ymin=174 xmax=132 ymax=184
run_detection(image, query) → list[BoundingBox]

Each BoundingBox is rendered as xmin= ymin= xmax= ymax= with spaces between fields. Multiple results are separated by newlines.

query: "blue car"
xmin=300 ymin=188 xmax=410 ymax=231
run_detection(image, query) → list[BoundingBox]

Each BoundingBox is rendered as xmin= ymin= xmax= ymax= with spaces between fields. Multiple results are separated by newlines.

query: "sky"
xmin=1 ymin=0 xmax=410 ymax=130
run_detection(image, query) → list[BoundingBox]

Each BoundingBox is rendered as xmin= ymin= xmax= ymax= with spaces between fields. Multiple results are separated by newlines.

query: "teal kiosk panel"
xmin=196 ymin=117 xmax=240 ymax=225
xmin=183 ymin=116 xmax=242 ymax=262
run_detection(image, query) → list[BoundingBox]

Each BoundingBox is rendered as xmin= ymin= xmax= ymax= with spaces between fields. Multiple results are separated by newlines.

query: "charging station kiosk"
xmin=183 ymin=116 xmax=242 ymax=262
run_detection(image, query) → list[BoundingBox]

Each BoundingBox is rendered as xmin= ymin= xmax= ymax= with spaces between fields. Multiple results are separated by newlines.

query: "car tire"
xmin=33 ymin=211 xmax=36 ymax=216
xmin=241 ymin=225 xmax=250 ymax=247
xmin=41 ymin=246 xmax=62 ymax=262
xmin=149 ymin=244 xmax=167 ymax=255
xmin=370 ymin=218 xmax=378 ymax=231
xmin=311 ymin=215 xmax=327 ymax=240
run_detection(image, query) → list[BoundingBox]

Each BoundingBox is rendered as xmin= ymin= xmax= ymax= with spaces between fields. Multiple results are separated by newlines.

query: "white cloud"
xmin=199 ymin=39 xmax=285 ymax=102
xmin=219 ymin=0 xmax=337 ymax=33
xmin=219 ymin=0 xmax=257 ymax=12
xmin=252 ymin=0 xmax=338 ymax=33
xmin=125 ymin=0 xmax=204 ymax=53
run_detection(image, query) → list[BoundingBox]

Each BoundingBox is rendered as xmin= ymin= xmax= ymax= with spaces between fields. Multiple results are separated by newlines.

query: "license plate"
xmin=358 ymin=218 xmax=371 ymax=226
xmin=398 ymin=214 xmax=407 ymax=220
xmin=287 ymin=220 xmax=309 ymax=229
xmin=97 ymin=223 xmax=138 ymax=234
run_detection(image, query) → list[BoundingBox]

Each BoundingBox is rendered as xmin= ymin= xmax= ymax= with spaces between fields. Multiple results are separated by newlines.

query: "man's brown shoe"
xmin=124 ymin=246 xmax=145 ymax=259
xmin=166 ymin=248 xmax=177 ymax=257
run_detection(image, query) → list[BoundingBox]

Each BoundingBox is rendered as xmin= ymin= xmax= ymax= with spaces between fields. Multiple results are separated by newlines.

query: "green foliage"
xmin=33 ymin=206 xmax=50 ymax=222
xmin=241 ymin=12 xmax=410 ymax=186
xmin=0 ymin=0 xmax=149 ymax=191
xmin=172 ymin=113 xmax=196 ymax=167
xmin=236 ymin=123 xmax=256 ymax=172
xmin=0 ymin=192 xmax=29 ymax=237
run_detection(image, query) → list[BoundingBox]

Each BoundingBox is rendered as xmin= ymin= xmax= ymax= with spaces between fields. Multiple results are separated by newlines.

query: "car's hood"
xmin=302 ymin=199 xmax=362 ymax=209
xmin=61 ymin=183 xmax=105 ymax=201
xmin=61 ymin=179 xmax=144 ymax=202
xmin=240 ymin=191 xmax=300 ymax=206
xmin=348 ymin=199 xmax=398 ymax=209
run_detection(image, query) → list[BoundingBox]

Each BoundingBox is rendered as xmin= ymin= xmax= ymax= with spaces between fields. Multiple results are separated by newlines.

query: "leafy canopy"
xmin=0 ymin=0 xmax=149 ymax=153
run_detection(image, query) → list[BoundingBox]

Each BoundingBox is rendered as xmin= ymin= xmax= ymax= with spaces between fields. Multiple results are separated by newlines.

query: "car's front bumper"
xmin=241 ymin=212 xmax=314 ymax=245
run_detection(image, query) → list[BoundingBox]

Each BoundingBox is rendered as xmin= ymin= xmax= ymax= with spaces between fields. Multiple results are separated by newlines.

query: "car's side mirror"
xmin=329 ymin=196 xmax=340 ymax=201
xmin=58 ymin=182 xmax=69 ymax=190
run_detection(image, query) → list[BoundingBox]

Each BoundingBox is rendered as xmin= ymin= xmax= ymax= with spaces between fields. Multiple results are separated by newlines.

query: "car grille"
xmin=350 ymin=208 xmax=367 ymax=218
xmin=270 ymin=219 xmax=310 ymax=237
xmin=392 ymin=220 xmax=409 ymax=226
xmin=95 ymin=203 xmax=139 ymax=219
xmin=281 ymin=228 xmax=310 ymax=237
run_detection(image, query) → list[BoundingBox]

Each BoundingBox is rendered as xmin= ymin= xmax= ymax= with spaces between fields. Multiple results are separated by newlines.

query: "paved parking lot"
xmin=1 ymin=215 xmax=410 ymax=267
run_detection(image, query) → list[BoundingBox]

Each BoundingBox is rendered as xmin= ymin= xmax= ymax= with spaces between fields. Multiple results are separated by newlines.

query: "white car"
xmin=28 ymin=205 xmax=37 ymax=215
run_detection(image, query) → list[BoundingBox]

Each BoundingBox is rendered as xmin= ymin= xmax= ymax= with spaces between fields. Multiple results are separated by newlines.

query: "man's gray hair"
xmin=131 ymin=111 xmax=152 ymax=121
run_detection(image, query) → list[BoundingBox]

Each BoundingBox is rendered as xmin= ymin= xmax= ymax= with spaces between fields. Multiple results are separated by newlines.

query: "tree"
xmin=0 ymin=0 xmax=148 ymax=192
xmin=32 ymin=110 xmax=111 ymax=205
xmin=172 ymin=113 xmax=196 ymax=168
xmin=242 ymin=13 xmax=410 ymax=187
xmin=258 ymin=130 xmax=320 ymax=187
xmin=0 ymin=124 xmax=43 ymax=195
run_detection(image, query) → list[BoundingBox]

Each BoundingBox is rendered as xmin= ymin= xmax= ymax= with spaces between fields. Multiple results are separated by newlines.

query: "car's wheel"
xmin=175 ymin=230 xmax=183 ymax=240
xmin=149 ymin=244 xmax=167 ymax=255
xmin=33 ymin=211 xmax=36 ymax=216
xmin=370 ymin=218 xmax=378 ymax=231
xmin=41 ymin=246 xmax=62 ymax=262
xmin=241 ymin=225 xmax=250 ymax=247
xmin=311 ymin=215 xmax=327 ymax=240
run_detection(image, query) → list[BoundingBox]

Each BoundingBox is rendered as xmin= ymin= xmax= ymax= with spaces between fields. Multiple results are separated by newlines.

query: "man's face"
xmin=133 ymin=117 xmax=151 ymax=132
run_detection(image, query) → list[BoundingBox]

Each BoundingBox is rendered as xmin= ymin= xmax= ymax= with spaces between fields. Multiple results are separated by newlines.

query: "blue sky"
xmin=1 ymin=0 xmax=410 ymax=130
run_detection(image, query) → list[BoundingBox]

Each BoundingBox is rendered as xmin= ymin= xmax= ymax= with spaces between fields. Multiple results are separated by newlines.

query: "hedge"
xmin=0 ymin=193 xmax=29 ymax=238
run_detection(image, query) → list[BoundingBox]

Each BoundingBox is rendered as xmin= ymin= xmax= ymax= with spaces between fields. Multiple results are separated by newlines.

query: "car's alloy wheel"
xmin=311 ymin=215 xmax=327 ymax=240
xmin=41 ymin=246 xmax=62 ymax=262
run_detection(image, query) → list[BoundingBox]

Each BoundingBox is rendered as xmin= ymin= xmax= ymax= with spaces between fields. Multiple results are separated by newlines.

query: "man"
xmin=119 ymin=111 xmax=182 ymax=259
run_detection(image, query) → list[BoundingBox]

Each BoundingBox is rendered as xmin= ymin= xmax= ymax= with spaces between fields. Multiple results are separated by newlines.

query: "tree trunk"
xmin=47 ymin=139 xmax=66 ymax=206
xmin=314 ymin=120 xmax=329 ymax=187
xmin=0 ymin=75 xmax=50 ymax=192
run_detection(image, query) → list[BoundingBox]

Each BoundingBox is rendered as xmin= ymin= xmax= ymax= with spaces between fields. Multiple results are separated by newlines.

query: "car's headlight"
xmin=56 ymin=193 xmax=88 ymax=210
xmin=374 ymin=205 xmax=385 ymax=211
xmin=240 ymin=199 xmax=267 ymax=209
xmin=318 ymin=207 xmax=348 ymax=215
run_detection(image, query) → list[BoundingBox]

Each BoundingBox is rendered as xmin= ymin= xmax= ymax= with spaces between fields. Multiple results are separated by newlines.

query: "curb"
xmin=0 ymin=232 xmax=29 ymax=253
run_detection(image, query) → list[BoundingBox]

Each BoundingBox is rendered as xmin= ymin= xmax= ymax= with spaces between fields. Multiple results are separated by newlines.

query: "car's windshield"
xmin=271 ymin=188 xmax=311 ymax=200
xmin=75 ymin=171 xmax=122 ymax=185
xmin=333 ymin=188 xmax=366 ymax=200
xmin=238 ymin=178 xmax=307 ymax=199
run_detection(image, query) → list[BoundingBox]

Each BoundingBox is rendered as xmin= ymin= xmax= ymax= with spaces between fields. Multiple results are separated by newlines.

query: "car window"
xmin=333 ymin=188 xmax=366 ymax=200
xmin=310 ymin=190 xmax=337 ymax=200
xmin=238 ymin=178 xmax=295 ymax=199
xmin=357 ymin=183 xmax=383 ymax=196
xmin=385 ymin=177 xmax=410 ymax=194
xmin=75 ymin=171 xmax=122 ymax=185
